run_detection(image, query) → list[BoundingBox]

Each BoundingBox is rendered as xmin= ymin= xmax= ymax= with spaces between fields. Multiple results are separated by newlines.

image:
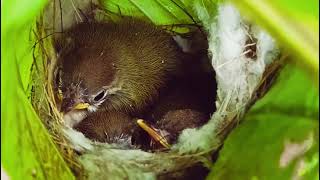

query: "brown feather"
xmin=74 ymin=111 xmax=150 ymax=148
xmin=55 ymin=18 xmax=184 ymax=115
xmin=74 ymin=111 xmax=134 ymax=143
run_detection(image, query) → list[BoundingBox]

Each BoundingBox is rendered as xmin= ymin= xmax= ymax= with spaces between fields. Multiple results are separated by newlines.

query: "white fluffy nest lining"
xmin=39 ymin=1 xmax=281 ymax=179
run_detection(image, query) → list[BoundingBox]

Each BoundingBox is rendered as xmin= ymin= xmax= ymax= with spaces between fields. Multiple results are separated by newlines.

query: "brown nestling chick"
xmin=74 ymin=111 xmax=134 ymax=144
xmin=74 ymin=111 xmax=150 ymax=148
xmin=146 ymin=70 xmax=217 ymax=148
xmin=54 ymin=18 xmax=184 ymax=127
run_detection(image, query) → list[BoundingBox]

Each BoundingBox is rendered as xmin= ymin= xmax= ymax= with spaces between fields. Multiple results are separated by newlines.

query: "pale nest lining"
xmin=176 ymin=4 xmax=279 ymax=153
xmin=37 ymin=1 xmax=280 ymax=179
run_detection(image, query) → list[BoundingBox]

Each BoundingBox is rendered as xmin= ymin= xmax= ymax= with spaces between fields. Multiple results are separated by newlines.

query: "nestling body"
xmin=74 ymin=111 xmax=152 ymax=148
xmin=54 ymin=18 xmax=184 ymax=127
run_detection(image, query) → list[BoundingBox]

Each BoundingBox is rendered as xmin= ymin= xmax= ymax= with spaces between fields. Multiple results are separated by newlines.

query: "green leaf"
xmin=231 ymin=0 xmax=319 ymax=85
xmin=101 ymin=0 xmax=197 ymax=25
xmin=100 ymin=0 xmax=218 ymax=33
xmin=207 ymin=63 xmax=319 ymax=180
xmin=1 ymin=0 xmax=74 ymax=179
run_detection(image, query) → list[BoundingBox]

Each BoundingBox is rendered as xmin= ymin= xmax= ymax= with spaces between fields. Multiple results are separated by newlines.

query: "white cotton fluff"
xmin=62 ymin=127 xmax=94 ymax=152
xmin=175 ymin=3 xmax=279 ymax=153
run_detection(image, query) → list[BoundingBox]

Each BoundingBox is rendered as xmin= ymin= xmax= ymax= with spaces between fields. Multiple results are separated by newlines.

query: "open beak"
xmin=73 ymin=103 xmax=90 ymax=110
xmin=136 ymin=119 xmax=171 ymax=149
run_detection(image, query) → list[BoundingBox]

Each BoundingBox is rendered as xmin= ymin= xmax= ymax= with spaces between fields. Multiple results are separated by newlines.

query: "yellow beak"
xmin=136 ymin=119 xmax=171 ymax=149
xmin=73 ymin=103 xmax=90 ymax=110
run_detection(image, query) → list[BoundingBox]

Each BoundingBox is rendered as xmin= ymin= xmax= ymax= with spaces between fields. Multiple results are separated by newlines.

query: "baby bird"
xmin=146 ymin=70 xmax=217 ymax=147
xmin=74 ymin=111 xmax=151 ymax=149
xmin=74 ymin=111 xmax=146 ymax=147
xmin=74 ymin=111 xmax=134 ymax=145
xmin=73 ymin=76 xmax=216 ymax=150
xmin=53 ymin=18 xmax=184 ymax=127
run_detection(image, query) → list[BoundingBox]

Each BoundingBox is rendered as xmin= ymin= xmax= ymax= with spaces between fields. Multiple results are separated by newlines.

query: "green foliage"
xmin=101 ymin=0 xmax=196 ymax=25
xmin=100 ymin=0 xmax=218 ymax=33
xmin=208 ymin=63 xmax=319 ymax=180
xmin=1 ymin=0 xmax=74 ymax=179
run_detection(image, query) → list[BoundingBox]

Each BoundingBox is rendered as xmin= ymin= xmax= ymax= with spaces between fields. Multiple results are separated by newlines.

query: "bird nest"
xmin=30 ymin=1 xmax=285 ymax=179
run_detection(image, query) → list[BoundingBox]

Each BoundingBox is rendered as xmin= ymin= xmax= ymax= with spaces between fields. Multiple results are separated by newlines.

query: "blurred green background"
xmin=1 ymin=0 xmax=318 ymax=179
